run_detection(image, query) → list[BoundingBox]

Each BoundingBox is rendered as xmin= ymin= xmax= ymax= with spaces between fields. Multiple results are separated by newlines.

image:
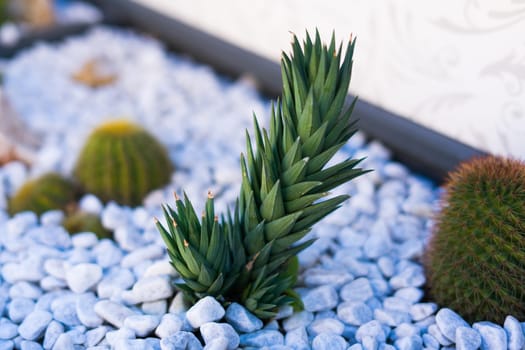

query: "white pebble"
xmin=94 ymin=300 xmax=137 ymax=328
xmin=124 ymin=314 xmax=160 ymax=337
xmin=65 ymin=263 xmax=103 ymax=293
xmin=186 ymin=296 xmax=225 ymax=329
xmin=18 ymin=310 xmax=52 ymax=340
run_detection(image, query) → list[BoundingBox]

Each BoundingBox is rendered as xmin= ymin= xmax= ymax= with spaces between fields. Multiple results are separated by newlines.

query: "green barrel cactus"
xmin=157 ymin=30 xmax=369 ymax=319
xmin=73 ymin=119 xmax=174 ymax=206
xmin=63 ymin=211 xmax=112 ymax=239
xmin=8 ymin=172 xmax=77 ymax=216
xmin=424 ymin=155 xmax=525 ymax=324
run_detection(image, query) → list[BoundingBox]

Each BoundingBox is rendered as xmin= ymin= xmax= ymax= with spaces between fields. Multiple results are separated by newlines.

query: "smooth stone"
xmin=18 ymin=310 xmax=52 ymax=340
xmin=377 ymin=256 xmax=395 ymax=278
xmin=43 ymin=260 xmax=66 ymax=279
xmin=224 ymin=303 xmax=263 ymax=333
xmin=142 ymin=300 xmax=167 ymax=315
xmin=427 ymin=324 xmax=453 ymax=346
xmin=2 ymin=262 xmax=44 ymax=284
xmin=337 ymin=301 xmax=373 ymax=326
xmin=105 ymin=328 xmax=135 ymax=347
xmin=143 ymin=260 xmax=177 ymax=278
xmin=392 ymin=323 xmax=419 ymax=340
xmin=51 ymin=333 xmax=73 ymax=350
xmin=456 ymin=326 xmax=482 ymax=350
xmin=96 ymin=268 xmax=135 ymax=299
xmin=312 ymin=333 xmax=347 ymax=350
xmin=71 ymin=233 xmax=99 ymax=248
xmin=473 ymin=321 xmax=508 ymax=350
xmin=5 ymin=211 xmax=36 ymax=237
xmin=186 ymin=297 xmax=225 ymax=329
xmin=9 ymin=282 xmax=43 ymax=300
xmin=8 ymin=298 xmax=35 ymax=323
xmin=504 ymin=315 xmax=525 ymax=350
xmin=76 ymin=293 xmax=103 ymax=328
xmin=20 ymin=341 xmax=42 ymax=350
xmin=340 ymin=278 xmax=374 ymax=302
xmin=93 ymin=240 xmax=123 ymax=268
xmin=159 ymin=331 xmax=202 ymax=350
xmin=422 ymin=333 xmax=440 ymax=349
xmin=282 ymin=311 xmax=314 ymax=332
xmin=200 ymin=322 xmax=240 ymax=350
xmin=42 ymin=321 xmax=63 ymax=349
xmin=394 ymin=288 xmax=423 ymax=304
xmin=78 ymin=194 xmax=103 ymax=215
xmin=355 ymin=320 xmax=387 ymax=342
xmin=383 ymin=297 xmax=412 ymax=313
xmin=284 ymin=327 xmax=309 ymax=350
xmin=26 ymin=226 xmax=71 ymax=249
xmin=114 ymin=226 xmax=146 ymax=251
xmin=303 ymin=285 xmax=338 ymax=312
xmin=389 ymin=265 xmax=425 ymax=289
xmin=409 ymin=303 xmax=437 ymax=321
xmin=155 ymin=313 xmax=184 ymax=339
xmin=40 ymin=277 xmax=66 ymax=291
xmin=130 ymin=276 xmax=174 ymax=303
xmin=0 ymin=318 xmax=18 ymax=340
xmin=374 ymin=309 xmax=411 ymax=327
xmin=168 ymin=293 xmax=190 ymax=314
xmin=101 ymin=203 xmax=130 ymax=231
xmin=85 ymin=326 xmax=110 ymax=347
xmin=435 ymin=308 xmax=470 ymax=342
xmin=124 ymin=314 xmax=160 ymax=337
xmin=113 ymin=338 xmax=158 ymax=350
xmin=0 ymin=340 xmax=13 ymax=350
xmin=121 ymin=245 xmax=164 ymax=268
xmin=394 ymin=335 xmax=423 ymax=350
xmin=65 ymin=263 xmax=103 ymax=293
xmin=239 ymin=330 xmax=283 ymax=348
xmin=50 ymin=294 xmax=81 ymax=327
xmin=303 ymin=268 xmax=353 ymax=287
xmin=307 ymin=318 xmax=345 ymax=336
xmin=361 ymin=335 xmax=378 ymax=350
xmin=94 ymin=300 xmax=137 ymax=328
xmin=202 ymin=336 xmax=229 ymax=350
xmin=274 ymin=305 xmax=294 ymax=320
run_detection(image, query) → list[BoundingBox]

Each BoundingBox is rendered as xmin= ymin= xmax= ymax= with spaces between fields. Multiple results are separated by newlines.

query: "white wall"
xmin=134 ymin=0 xmax=525 ymax=158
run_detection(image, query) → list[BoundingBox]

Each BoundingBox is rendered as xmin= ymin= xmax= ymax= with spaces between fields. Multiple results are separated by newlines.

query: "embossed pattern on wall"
xmin=134 ymin=0 xmax=525 ymax=158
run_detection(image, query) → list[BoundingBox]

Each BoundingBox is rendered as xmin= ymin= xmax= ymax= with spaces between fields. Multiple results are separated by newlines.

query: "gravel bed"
xmin=0 ymin=26 xmax=522 ymax=350
xmin=0 ymin=1 xmax=101 ymax=46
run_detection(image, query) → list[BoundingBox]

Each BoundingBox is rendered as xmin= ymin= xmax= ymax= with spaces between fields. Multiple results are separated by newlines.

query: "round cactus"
xmin=8 ymin=172 xmax=77 ymax=216
xmin=63 ymin=211 xmax=111 ymax=239
xmin=73 ymin=119 xmax=173 ymax=206
xmin=424 ymin=155 xmax=525 ymax=323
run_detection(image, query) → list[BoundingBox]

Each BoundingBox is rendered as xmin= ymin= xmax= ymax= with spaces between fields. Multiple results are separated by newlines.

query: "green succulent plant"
xmin=157 ymin=30 xmax=369 ymax=319
xmin=424 ymin=155 xmax=525 ymax=324
xmin=63 ymin=211 xmax=112 ymax=239
xmin=73 ymin=119 xmax=174 ymax=207
xmin=8 ymin=172 xmax=77 ymax=216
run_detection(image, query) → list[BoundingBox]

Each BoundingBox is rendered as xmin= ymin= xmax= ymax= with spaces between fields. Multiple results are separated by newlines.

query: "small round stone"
xmin=200 ymin=322 xmax=240 ymax=350
xmin=312 ymin=333 xmax=347 ymax=350
xmin=303 ymin=285 xmax=338 ymax=312
xmin=18 ymin=310 xmax=52 ymax=340
xmin=65 ymin=264 xmax=103 ymax=293
xmin=224 ymin=303 xmax=263 ymax=333
xmin=435 ymin=308 xmax=469 ymax=342
xmin=185 ymin=296 xmax=225 ymax=329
